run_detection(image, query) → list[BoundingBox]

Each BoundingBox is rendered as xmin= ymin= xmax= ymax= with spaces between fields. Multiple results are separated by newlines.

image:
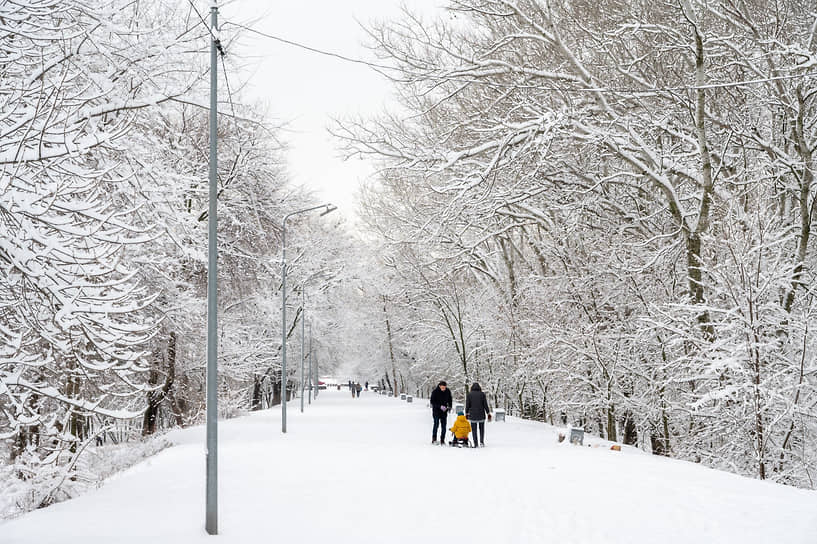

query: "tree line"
xmin=0 ymin=0 xmax=357 ymax=515
xmin=344 ymin=0 xmax=817 ymax=488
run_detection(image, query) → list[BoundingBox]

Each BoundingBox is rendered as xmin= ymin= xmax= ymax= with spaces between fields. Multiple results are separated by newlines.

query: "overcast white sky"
xmin=219 ymin=0 xmax=443 ymax=220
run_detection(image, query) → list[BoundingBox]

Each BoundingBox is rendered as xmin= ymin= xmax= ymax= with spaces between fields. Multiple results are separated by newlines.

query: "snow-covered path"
xmin=3 ymin=388 xmax=817 ymax=543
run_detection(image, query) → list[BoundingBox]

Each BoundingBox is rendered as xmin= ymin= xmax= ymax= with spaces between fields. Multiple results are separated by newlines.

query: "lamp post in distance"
xmin=299 ymin=270 xmax=329 ymax=414
xmin=281 ymin=203 xmax=336 ymax=433
xmin=300 ymin=285 xmax=306 ymax=413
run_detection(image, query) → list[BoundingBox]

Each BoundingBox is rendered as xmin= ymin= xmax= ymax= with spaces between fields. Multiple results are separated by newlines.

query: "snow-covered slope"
xmin=2 ymin=389 xmax=816 ymax=543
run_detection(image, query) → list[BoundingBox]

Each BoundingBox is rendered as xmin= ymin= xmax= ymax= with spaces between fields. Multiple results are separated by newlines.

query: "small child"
xmin=449 ymin=410 xmax=472 ymax=447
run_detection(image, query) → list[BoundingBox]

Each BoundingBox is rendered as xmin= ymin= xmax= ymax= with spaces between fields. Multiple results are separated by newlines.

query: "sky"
xmin=219 ymin=0 xmax=444 ymax=220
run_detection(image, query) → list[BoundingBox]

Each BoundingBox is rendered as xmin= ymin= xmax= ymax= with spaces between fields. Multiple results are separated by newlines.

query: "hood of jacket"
xmin=470 ymin=382 xmax=482 ymax=392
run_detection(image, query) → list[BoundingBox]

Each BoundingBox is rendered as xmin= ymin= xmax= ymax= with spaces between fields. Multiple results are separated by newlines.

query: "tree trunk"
xmin=607 ymin=403 xmax=617 ymax=443
xmin=251 ymin=375 xmax=264 ymax=411
xmin=383 ymin=295 xmax=399 ymax=396
xmin=66 ymin=359 xmax=83 ymax=452
xmin=143 ymin=331 xmax=177 ymax=436
xmin=651 ymin=432 xmax=669 ymax=456
xmin=271 ymin=378 xmax=282 ymax=407
xmin=622 ymin=412 xmax=637 ymax=446
xmin=782 ymin=86 xmax=814 ymax=313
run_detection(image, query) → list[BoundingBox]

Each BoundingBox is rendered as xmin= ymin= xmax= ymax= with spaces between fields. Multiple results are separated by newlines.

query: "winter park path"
xmin=2 ymin=389 xmax=817 ymax=544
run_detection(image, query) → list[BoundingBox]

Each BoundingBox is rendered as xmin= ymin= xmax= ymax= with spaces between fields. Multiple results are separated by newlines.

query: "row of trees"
xmin=345 ymin=0 xmax=817 ymax=488
xmin=0 ymin=0 xmax=357 ymax=515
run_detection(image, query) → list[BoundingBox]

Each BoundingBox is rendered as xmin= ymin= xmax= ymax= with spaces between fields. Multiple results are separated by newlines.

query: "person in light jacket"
xmin=466 ymin=382 xmax=492 ymax=447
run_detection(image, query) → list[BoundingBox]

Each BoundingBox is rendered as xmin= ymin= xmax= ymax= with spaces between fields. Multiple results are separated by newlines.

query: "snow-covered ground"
xmin=3 ymin=388 xmax=817 ymax=543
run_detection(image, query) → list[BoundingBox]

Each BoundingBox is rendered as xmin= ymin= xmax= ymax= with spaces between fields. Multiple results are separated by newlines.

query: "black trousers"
xmin=470 ymin=420 xmax=485 ymax=446
xmin=432 ymin=413 xmax=448 ymax=441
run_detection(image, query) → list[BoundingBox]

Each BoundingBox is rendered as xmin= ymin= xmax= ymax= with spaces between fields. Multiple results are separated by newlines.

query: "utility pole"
xmin=300 ymin=286 xmax=305 ymax=413
xmin=205 ymin=0 xmax=219 ymax=535
xmin=308 ymin=322 xmax=312 ymax=405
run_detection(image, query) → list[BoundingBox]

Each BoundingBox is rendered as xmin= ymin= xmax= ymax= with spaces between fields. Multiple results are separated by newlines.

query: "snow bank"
xmin=2 ymin=389 xmax=816 ymax=543
xmin=0 ymin=436 xmax=170 ymax=520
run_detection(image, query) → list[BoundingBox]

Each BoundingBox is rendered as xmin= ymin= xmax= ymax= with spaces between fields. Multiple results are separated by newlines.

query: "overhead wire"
xmin=218 ymin=19 xmax=817 ymax=97
xmin=182 ymin=0 xmax=250 ymax=216
xmin=184 ymin=0 xmax=238 ymax=120
xmin=220 ymin=21 xmax=401 ymax=77
xmin=185 ymin=0 xmax=217 ymax=41
xmin=220 ymin=55 xmax=238 ymax=120
xmin=185 ymin=6 xmax=817 ymax=113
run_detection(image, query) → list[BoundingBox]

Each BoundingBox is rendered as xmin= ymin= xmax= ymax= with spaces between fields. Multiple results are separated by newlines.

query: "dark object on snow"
xmin=569 ymin=428 xmax=584 ymax=445
xmin=430 ymin=385 xmax=453 ymax=417
xmin=430 ymin=384 xmax=452 ymax=443
xmin=466 ymin=383 xmax=492 ymax=447
xmin=465 ymin=383 xmax=491 ymax=421
xmin=471 ymin=421 xmax=486 ymax=447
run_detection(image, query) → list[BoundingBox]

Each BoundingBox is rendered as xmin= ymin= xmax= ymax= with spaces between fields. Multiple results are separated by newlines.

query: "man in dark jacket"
xmin=429 ymin=381 xmax=452 ymax=445
xmin=466 ymin=382 xmax=492 ymax=447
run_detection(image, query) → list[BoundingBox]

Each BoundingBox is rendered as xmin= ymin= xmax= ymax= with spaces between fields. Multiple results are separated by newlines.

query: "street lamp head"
xmin=319 ymin=204 xmax=337 ymax=217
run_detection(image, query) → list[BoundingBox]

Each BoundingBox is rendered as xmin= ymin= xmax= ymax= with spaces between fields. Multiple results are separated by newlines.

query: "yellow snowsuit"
xmin=450 ymin=414 xmax=472 ymax=439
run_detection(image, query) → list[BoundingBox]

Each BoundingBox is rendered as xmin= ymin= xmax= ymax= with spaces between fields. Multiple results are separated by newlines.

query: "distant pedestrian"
xmin=356 ymin=383 xmax=362 ymax=398
xmin=466 ymin=382 xmax=492 ymax=447
xmin=365 ymin=381 xmax=369 ymax=391
xmin=429 ymin=381 xmax=452 ymax=445
xmin=351 ymin=382 xmax=356 ymax=398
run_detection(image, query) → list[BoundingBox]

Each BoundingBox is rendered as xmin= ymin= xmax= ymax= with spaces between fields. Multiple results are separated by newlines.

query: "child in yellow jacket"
xmin=449 ymin=410 xmax=472 ymax=447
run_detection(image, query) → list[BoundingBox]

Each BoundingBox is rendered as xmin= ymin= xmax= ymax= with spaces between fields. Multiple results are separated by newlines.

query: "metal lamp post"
xmin=300 ymin=286 xmax=306 ymax=413
xmin=281 ymin=204 xmax=336 ymax=432
xmin=205 ymin=0 xmax=219 ymax=535
xmin=308 ymin=322 xmax=313 ymax=404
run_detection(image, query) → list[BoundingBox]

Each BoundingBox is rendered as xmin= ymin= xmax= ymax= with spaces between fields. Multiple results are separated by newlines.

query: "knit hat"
xmin=457 ymin=410 xmax=464 ymax=416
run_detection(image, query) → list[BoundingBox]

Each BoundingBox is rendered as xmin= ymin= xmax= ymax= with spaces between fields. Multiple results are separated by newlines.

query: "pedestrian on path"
xmin=356 ymin=383 xmax=362 ymax=398
xmin=430 ymin=381 xmax=452 ymax=445
xmin=466 ymin=382 xmax=492 ymax=447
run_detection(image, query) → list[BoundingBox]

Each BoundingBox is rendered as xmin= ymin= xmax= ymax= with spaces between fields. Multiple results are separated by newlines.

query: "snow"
xmin=2 ymin=388 xmax=816 ymax=543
